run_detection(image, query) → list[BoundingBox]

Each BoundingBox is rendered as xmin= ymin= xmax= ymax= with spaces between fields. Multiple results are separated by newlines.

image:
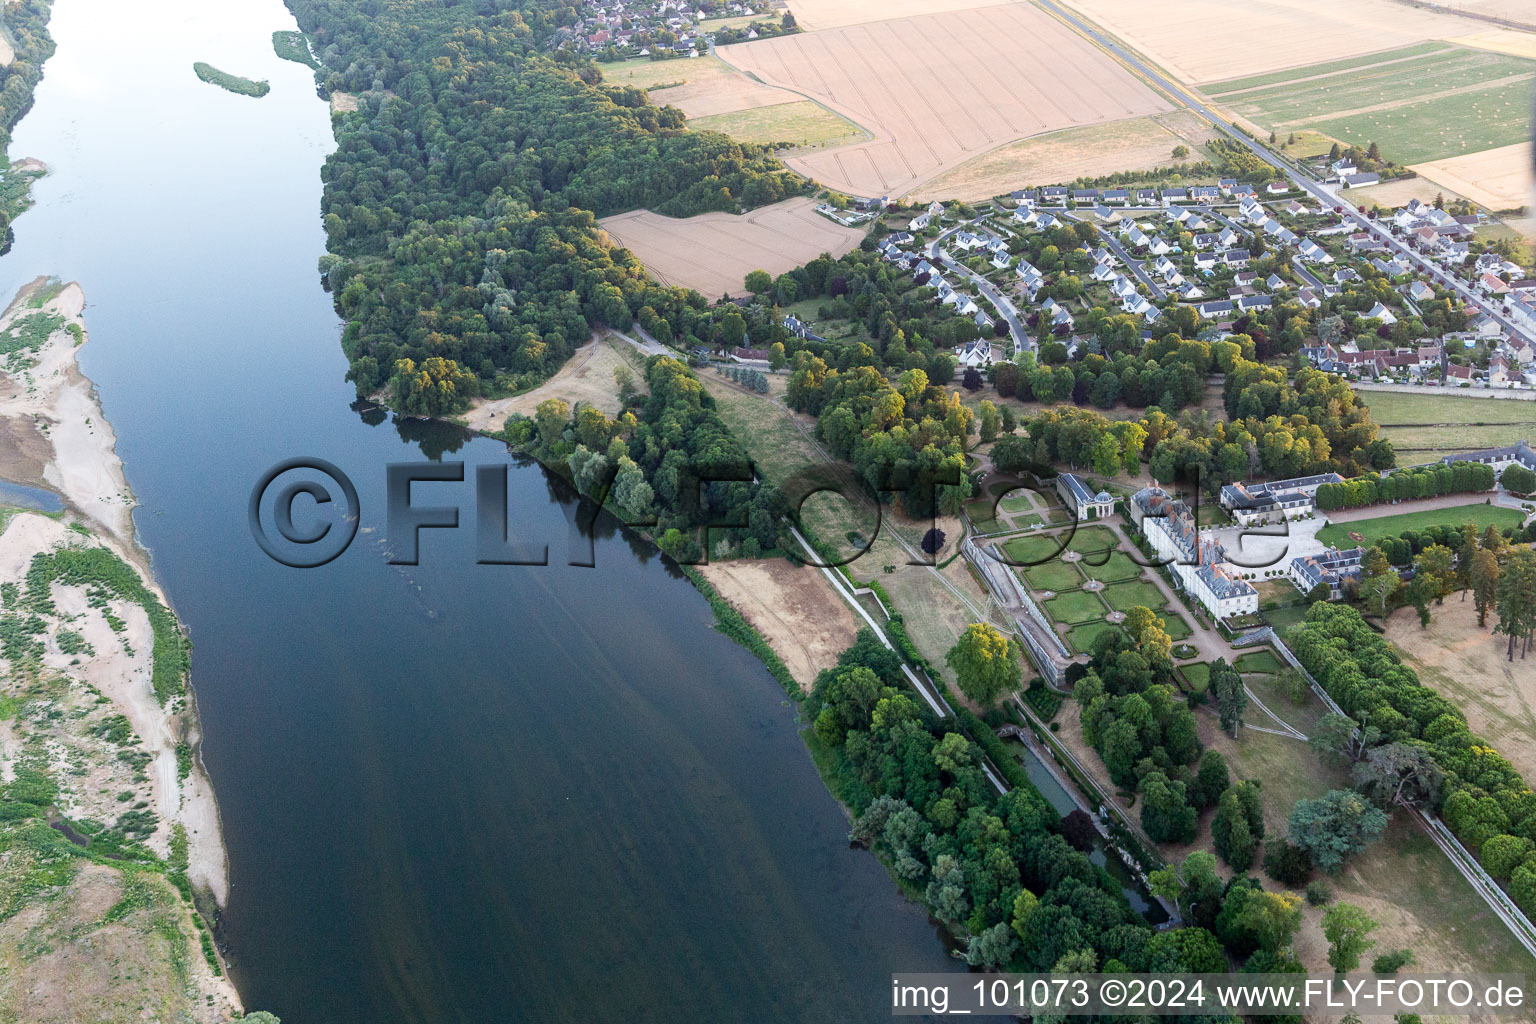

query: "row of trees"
xmin=1291 ymin=603 xmax=1536 ymax=911
xmin=1313 ymin=461 xmax=1496 ymax=511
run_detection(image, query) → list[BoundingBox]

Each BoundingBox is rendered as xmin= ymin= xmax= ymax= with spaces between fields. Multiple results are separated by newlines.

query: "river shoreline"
xmin=0 ymin=278 xmax=238 ymax=1009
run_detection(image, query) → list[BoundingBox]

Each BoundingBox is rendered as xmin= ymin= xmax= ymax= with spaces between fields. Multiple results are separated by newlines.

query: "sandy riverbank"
xmin=0 ymin=281 xmax=237 ymax=1012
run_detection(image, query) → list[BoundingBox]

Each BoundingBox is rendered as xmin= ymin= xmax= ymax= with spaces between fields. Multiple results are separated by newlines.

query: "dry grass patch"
xmin=690 ymin=100 xmax=867 ymax=150
xmin=915 ymin=111 xmax=1217 ymax=203
xmin=458 ymin=334 xmax=647 ymax=433
xmin=697 ymin=557 xmax=860 ymax=691
xmin=719 ymin=4 xmax=1171 ymax=199
xmin=1386 ymin=602 xmax=1536 ymax=783
xmin=600 ymin=197 xmax=862 ymax=299
xmin=1058 ymin=0 xmax=1504 ymax=84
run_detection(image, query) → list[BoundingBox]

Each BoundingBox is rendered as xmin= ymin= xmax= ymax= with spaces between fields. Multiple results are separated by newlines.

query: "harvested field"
xmin=1387 ymin=602 xmax=1536 ymax=783
xmin=697 ymin=557 xmax=859 ymax=692
xmin=718 ymin=4 xmax=1171 ymax=198
xmin=1206 ymin=44 xmax=1536 ymax=166
xmin=598 ymin=55 xmax=795 ymax=118
xmin=1412 ymin=141 xmax=1534 ymax=213
xmin=689 ymin=100 xmax=867 ymax=150
xmin=1451 ymin=28 xmax=1536 ymax=60
xmin=1059 ymin=0 xmax=1500 ymax=84
xmin=599 ymin=197 xmax=862 ymax=299
xmin=914 ymin=111 xmax=1218 ymax=203
xmin=457 ymin=334 xmax=647 ymax=434
xmin=1351 ymin=175 xmax=1471 ymax=210
xmin=783 ymin=0 xmax=1014 ymax=31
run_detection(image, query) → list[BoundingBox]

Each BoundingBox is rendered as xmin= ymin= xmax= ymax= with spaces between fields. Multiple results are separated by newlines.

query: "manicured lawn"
xmin=1234 ymin=648 xmax=1284 ymax=675
xmin=965 ymin=500 xmax=999 ymax=531
xmin=1064 ymin=525 xmax=1117 ymax=554
xmin=1002 ymin=533 xmax=1069 ymax=564
xmin=1101 ymin=579 xmax=1167 ymax=614
xmin=1180 ymin=662 xmax=1212 ymax=693
xmin=1044 ymin=588 xmax=1108 ymax=625
xmin=1159 ymin=613 xmax=1193 ymax=641
xmin=1316 ymin=503 xmax=1524 ymax=548
xmin=1265 ymin=602 xmax=1311 ymax=636
xmin=1021 ymin=560 xmax=1082 ymax=593
xmin=998 ymin=495 xmax=1037 ymax=513
xmin=1067 ymin=620 xmax=1122 ymax=655
xmin=1079 ymin=550 xmax=1143 ymax=583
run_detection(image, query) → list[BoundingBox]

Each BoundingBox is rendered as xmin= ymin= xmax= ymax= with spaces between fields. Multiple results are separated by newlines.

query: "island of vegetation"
xmin=192 ymin=62 xmax=270 ymax=99
xmin=271 ymin=30 xmax=318 ymax=69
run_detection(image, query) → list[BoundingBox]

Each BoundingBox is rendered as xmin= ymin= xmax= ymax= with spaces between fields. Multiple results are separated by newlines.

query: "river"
xmin=0 ymin=0 xmax=991 ymax=1020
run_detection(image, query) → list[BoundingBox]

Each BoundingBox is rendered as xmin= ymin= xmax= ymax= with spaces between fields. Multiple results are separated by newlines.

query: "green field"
xmin=1316 ymin=503 xmax=1524 ymax=547
xmin=1067 ymin=620 xmax=1123 ymax=654
xmin=1064 ymin=525 xmax=1117 ymax=555
xmin=1079 ymin=550 xmax=1143 ymax=583
xmin=1043 ymin=588 xmax=1108 ymax=625
xmin=1020 ymin=560 xmax=1083 ymax=593
xmin=1180 ymin=662 xmax=1212 ymax=693
xmin=691 ymin=100 xmax=865 ymax=150
xmin=1159 ymin=613 xmax=1193 ymax=641
xmin=1206 ymin=44 xmax=1536 ymax=165
xmin=1101 ymin=579 xmax=1167 ymax=613
xmin=1234 ymin=648 xmax=1285 ymax=674
xmin=1359 ymin=390 xmax=1536 ymax=456
xmin=1205 ymin=42 xmax=1451 ymax=95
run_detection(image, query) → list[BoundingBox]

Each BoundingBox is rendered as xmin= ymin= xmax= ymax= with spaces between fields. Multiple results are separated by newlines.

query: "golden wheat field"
xmin=718 ymin=3 xmax=1171 ymax=198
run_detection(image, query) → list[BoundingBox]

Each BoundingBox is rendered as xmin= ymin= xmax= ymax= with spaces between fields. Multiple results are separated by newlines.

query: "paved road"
xmin=1289 ymin=255 xmax=1325 ymax=291
xmin=1062 ymin=210 xmax=1167 ymax=300
xmin=1032 ymin=0 xmax=1535 ymax=346
xmin=928 ymin=221 xmax=1032 ymax=354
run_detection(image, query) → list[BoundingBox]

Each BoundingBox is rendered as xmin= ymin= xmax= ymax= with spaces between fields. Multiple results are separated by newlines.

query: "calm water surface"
xmin=0 ymin=0 xmax=981 ymax=1019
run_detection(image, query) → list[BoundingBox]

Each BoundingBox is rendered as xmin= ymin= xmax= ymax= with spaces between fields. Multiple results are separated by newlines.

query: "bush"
xmin=1304 ymin=880 xmax=1332 ymax=906
xmin=1264 ymin=840 xmax=1312 ymax=886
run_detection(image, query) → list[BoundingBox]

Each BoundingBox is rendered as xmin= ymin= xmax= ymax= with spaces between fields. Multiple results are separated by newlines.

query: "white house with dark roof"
xmin=1289 ymin=547 xmax=1364 ymax=599
xmin=1056 ymin=473 xmax=1115 ymax=520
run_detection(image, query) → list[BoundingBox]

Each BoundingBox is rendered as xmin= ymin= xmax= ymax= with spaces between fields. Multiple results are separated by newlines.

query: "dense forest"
xmin=287 ymin=0 xmax=805 ymax=409
xmin=0 ymin=0 xmax=56 ymax=235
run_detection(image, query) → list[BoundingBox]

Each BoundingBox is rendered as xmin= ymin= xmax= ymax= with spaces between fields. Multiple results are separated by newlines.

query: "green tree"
xmin=744 ymin=269 xmax=773 ymax=294
xmin=1496 ymin=547 xmax=1536 ymax=661
xmin=1213 ymin=788 xmax=1258 ymax=869
xmin=1323 ymin=902 xmax=1378 ymax=972
xmin=945 ymin=623 xmax=1022 ymax=705
xmin=1211 ymin=658 xmax=1246 ymax=737
xmin=1289 ymin=789 xmax=1388 ymax=873
xmin=1472 ymin=547 xmax=1501 ymax=627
